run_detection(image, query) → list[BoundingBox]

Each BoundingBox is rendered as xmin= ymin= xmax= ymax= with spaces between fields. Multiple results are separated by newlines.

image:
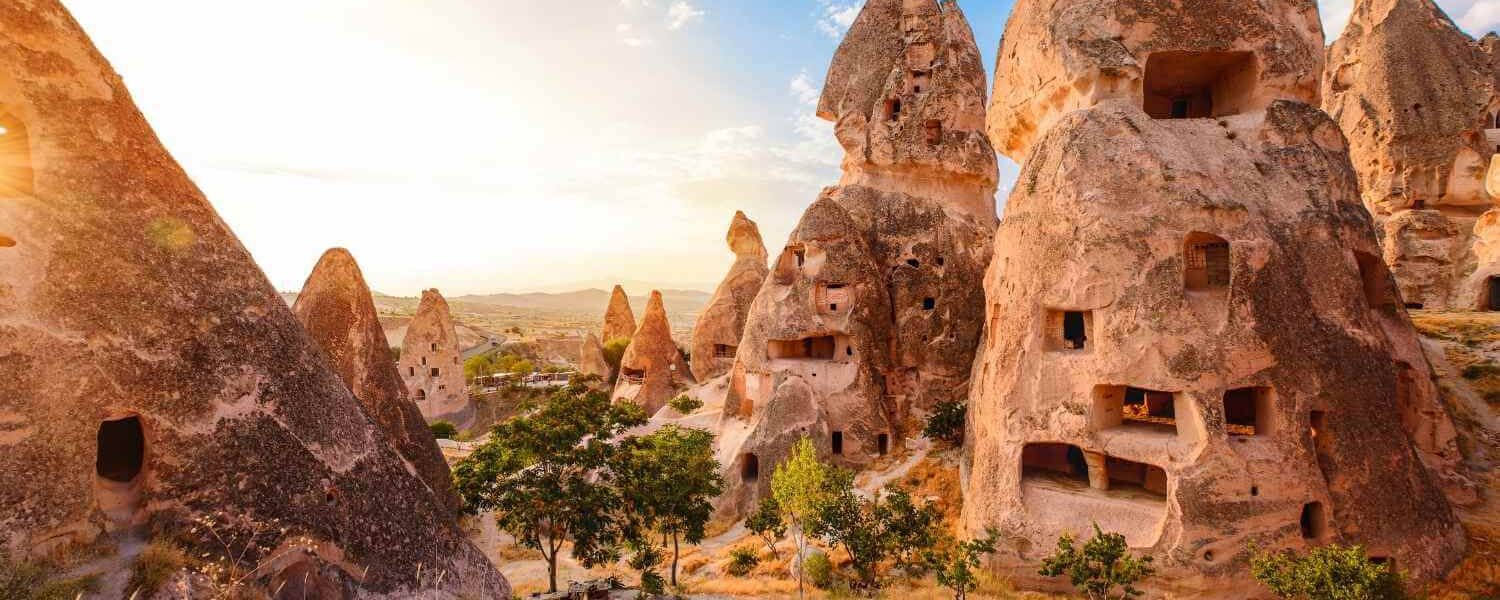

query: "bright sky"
xmin=60 ymin=0 xmax=1500 ymax=296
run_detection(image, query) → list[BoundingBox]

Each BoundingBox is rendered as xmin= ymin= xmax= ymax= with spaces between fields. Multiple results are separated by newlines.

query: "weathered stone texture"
xmin=579 ymin=332 xmax=611 ymax=379
xmin=613 ymin=290 xmax=691 ymax=415
xmin=602 ymin=285 xmax=637 ymax=344
xmin=0 ymin=2 xmax=506 ymax=595
xmin=398 ymin=289 xmax=472 ymax=424
xmin=689 ymin=211 xmax=768 ymax=381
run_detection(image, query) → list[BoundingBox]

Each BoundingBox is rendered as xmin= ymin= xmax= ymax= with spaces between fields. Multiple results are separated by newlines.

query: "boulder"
xmin=689 ymin=211 xmax=769 ymax=381
xmin=612 ymin=291 xmax=690 ymax=414
xmin=398 ymin=289 xmax=472 ymax=425
xmin=602 ymin=284 xmax=637 ymax=344
xmin=0 ymin=2 xmax=506 ymax=595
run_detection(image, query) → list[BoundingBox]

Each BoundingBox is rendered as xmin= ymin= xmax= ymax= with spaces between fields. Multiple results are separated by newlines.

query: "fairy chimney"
xmin=716 ymin=0 xmax=997 ymax=516
xmin=1324 ymin=0 xmax=1500 ymax=310
xmin=0 ymin=2 xmax=507 ymax=595
xmin=602 ymin=285 xmax=637 ymax=344
xmin=689 ymin=211 xmax=769 ymax=381
xmin=964 ymin=0 xmax=1465 ymax=594
xmin=398 ymin=289 xmax=472 ymax=424
xmin=579 ymin=332 xmax=611 ymax=379
xmin=292 ymin=248 xmax=462 ymax=515
xmin=612 ymin=290 xmax=690 ymax=415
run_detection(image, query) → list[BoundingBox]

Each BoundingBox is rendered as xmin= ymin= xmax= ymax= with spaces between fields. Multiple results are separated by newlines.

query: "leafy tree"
xmin=772 ymin=437 xmax=832 ymax=600
xmin=602 ymin=337 xmax=630 ymax=380
xmin=668 ymin=393 xmax=703 ymax=414
xmin=428 ymin=421 xmax=457 ymax=440
xmin=926 ymin=528 xmax=1001 ymax=600
xmin=924 ymin=401 xmax=967 ymax=445
xmin=746 ymin=496 xmax=786 ymax=559
xmin=1250 ymin=544 xmax=1406 ymax=600
xmin=1038 ymin=523 xmax=1155 ymax=600
xmin=626 ymin=539 xmax=666 ymax=597
xmin=452 ymin=381 xmax=647 ymax=592
xmin=803 ymin=551 xmax=834 ymax=590
xmin=809 ymin=482 xmax=942 ymax=589
xmin=726 ymin=546 xmax=760 ymax=577
xmin=613 ymin=425 xmax=724 ymax=587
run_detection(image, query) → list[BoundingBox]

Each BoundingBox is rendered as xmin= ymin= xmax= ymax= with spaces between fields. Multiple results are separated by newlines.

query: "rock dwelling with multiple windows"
xmin=965 ymin=0 xmax=1467 ymax=595
xmin=398 ymin=288 xmax=472 ymax=424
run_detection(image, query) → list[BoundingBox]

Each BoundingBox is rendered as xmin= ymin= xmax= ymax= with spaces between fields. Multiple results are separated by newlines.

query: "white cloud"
xmin=667 ymin=1 xmax=705 ymax=30
xmin=1459 ymin=0 xmax=1500 ymax=33
xmin=618 ymin=0 xmax=653 ymax=8
xmin=790 ymin=71 xmax=821 ymax=106
xmin=816 ymin=2 xmax=860 ymax=39
xmin=615 ymin=22 xmax=654 ymax=47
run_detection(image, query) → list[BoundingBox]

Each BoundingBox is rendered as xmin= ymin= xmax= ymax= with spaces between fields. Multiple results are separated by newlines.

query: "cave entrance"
xmin=1355 ymin=251 xmax=1396 ymax=310
xmin=96 ymin=416 xmax=146 ymax=530
xmin=713 ymin=344 xmax=737 ymax=358
xmin=1225 ymin=387 xmax=1274 ymax=437
xmin=1489 ymin=276 xmax=1500 ymax=311
xmin=1143 ymin=51 xmax=1258 ymax=119
xmin=1184 ymin=233 xmax=1231 ymax=290
xmin=1301 ymin=502 xmax=1327 ymax=541
xmin=1021 ymin=443 xmax=1089 ymax=484
xmin=767 ymin=336 xmax=836 ymax=360
xmin=741 ymin=453 xmax=760 ymax=481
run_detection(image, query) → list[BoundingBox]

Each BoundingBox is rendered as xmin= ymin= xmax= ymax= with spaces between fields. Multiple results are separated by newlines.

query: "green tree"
xmin=809 ymin=482 xmax=942 ymax=589
xmin=626 ymin=539 xmax=666 ymax=597
xmin=771 ymin=437 xmax=832 ymax=600
xmin=668 ymin=393 xmax=703 ymax=414
xmin=746 ymin=496 xmax=786 ymax=559
xmin=614 ymin=425 xmax=724 ymax=587
xmin=726 ymin=546 xmax=760 ymax=577
xmin=428 ymin=421 xmax=457 ymax=439
xmin=1038 ymin=523 xmax=1155 ymax=599
xmin=926 ymin=528 xmax=1002 ymax=600
xmin=602 ymin=337 xmax=630 ymax=381
xmin=923 ymin=401 xmax=966 ymax=445
xmin=1250 ymin=544 xmax=1405 ymax=600
xmin=452 ymin=381 xmax=647 ymax=593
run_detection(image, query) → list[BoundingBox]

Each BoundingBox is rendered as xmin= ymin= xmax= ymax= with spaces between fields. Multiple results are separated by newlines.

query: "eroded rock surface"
xmin=602 ymin=284 xmax=637 ymax=344
xmin=689 ymin=211 xmax=768 ymax=381
xmin=292 ymin=248 xmax=462 ymax=516
xmin=1324 ymin=0 xmax=1500 ymax=310
xmin=612 ymin=290 xmax=691 ymax=414
xmin=965 ymin=0 xmax=1464 ymax=594
xmin=0 ymin=3 xmax=506 ymax=595
xmin=716 ymin=0 xmax=996 ymax=516
xmin=398 ymin=289 xmax=472 ymax=424
xmin=579 ymin=332 xmax=611 ymax=379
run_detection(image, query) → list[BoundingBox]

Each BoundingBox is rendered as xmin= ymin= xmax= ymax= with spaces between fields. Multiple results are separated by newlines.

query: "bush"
xmin=0 ymin=551 xmax=100 ymax=600
xmin=803 ymin=551 xmax=834 ymax=590
xmin=1461 ymin=362 xmax=1500 ymax=380
xmin=1038 ymin=523 xmax=1155 ymax=599
xmin=127 ymin=540 xmax=190 ymax=597
xmin=429 ymin=421 xmax=458 ymax=439
xmin=1250 ymin=544 xmax=1405 ymax=600
xmin=668 ymin=394 xmax=703 ymax=414
xmin=726 ymin=546 xmax=760 ymax=577
xmin=924 ymin=401 xmax=966 ymax=445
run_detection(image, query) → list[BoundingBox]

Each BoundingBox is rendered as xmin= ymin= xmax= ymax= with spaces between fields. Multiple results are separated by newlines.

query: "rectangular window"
xmin=831 ymin=431 xmax=843 ymax=455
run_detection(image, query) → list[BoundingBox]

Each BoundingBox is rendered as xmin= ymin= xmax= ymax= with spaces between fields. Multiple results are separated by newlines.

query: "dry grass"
xmin=895 ymin=448 xmax=965 ymax=532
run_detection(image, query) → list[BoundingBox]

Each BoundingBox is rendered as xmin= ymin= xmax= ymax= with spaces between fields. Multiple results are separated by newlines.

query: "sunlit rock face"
xmin=689 ymin=211 xmax=769 ymax=381
xmin=602 ymin=284 xmax=637 ymax=344
xmin=715 ymin=0 xmax=996 ymax=516
xmin=578 ymin=332 xmax=611 ymax=379
xmin=613 ymin=290 xmax=691 ymax=415
xmin=1324 ymin=0 xmax=1500 ymax=310
xmin=398 ymin=289 xmax=472 ymax=424
xmin=0 ymin=2 xmax=507 ymax=596
xmin=963 ymin=0 xmax=1465 ymax=595
xmin=292 ymin=248 xmax=462 ymax=516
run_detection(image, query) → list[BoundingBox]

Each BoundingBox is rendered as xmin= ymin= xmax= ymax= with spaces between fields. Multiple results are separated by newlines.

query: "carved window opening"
xmin=877 ymin=433 xmax=890 ymax=456
xmin=713 ymin=344 xmax=736 ymax=358
xmin=430 ymin=367 xmax=440 ymax=377
xmin=885 ymin=98 xmax=902 ymax=121
xmin=1301 ymin=502 xmax=1327 ymax=541
xmin=622 ymin=367 xmax=645 ymax=384
xmin=832 ymin=431 xmax=844 ymax=455
xmin=923 ymin=297 xmax=936 ymax=310
xmin=1046 ymin=309 xmax=1091 ymax=351
xmin=768 ymin=336 xmax=836 ymax=360
xmin=1488 ymin=276 xmax=1500 ymax=311
xmin=1354 ymin=251 xmax=1396 ymax=310
xmin=741 ymin=453 xmax=760 ymax=481
xmin=1225 ymin=387 xmax=1274 ymax=437
xmin=924 ymin=119 xmax=943 ymax=144
xmin=1184 ymin=233 xmax=1230 ymax=290
xmin=1093 ymin=385 xmax=1184 ymax=436
xmin=430 ymin=342 xmax=437 ymax=351
xmin=0 ymin=110 xmax=34 ymax=196
xmin=0 ymin=235 xmax=13 ymax=248
xmin=1021 ymin=443 xmax=1089 ymax=484
xmin=818 ymin=283 xmax=849 ymax=314
xmin=774 ymin=244 xmax=806 ymax=285
xmin=408 ymin=366 xmax=415 ymax=376
xmin=97 ymin=417 xmax=145 ymax=484
xmin=416 ymin=389 xmax=426 ymax=400
xmin=1143 ymin=51 xmax=1258 ymax=119
xmin=906 ymin=258 xmax=920 ymax=268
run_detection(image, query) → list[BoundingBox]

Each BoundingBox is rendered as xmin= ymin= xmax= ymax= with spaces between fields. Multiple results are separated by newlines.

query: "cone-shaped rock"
xmin=0 ymin=3 xmax=506 ymax=595
xmin=964 ymin=0 xmax=1464 ymax=593
xmin=612 ymin=290 xmax=690 ymax=414
xmin=716 ymin=0 xmax=996 ymax=516
xmin=1324 ymin=0 xmax=1500 ymax=309
xmin=398 ymin=289 xmax=472 ymax=424
xmin=579 ymin=332 xmax=611 ymax=379
xmin=292 ymin=248 xmax=462 ymax=515
xmin=602 ymin=285 xmax=637 ymax=344
xmin=689 ymin=211 xmax=769 ymax=381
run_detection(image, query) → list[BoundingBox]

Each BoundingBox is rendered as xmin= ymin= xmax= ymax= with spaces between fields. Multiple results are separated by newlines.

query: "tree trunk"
xmin=670 ymin=530 xmax=681 ymax=587
xmin=545 ymin=551 xmax=558 ymax=593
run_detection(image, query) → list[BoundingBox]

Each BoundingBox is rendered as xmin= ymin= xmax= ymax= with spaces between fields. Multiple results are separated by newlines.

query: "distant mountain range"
xmin=279 ymin=287 xmax=713 ymax=326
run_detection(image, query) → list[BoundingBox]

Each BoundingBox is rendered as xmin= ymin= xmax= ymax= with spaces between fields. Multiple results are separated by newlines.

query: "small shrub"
xmin=127 ymin=540 xmax=191 ymax=597
xmin=726 ymin=546 xmax=760 ymax=577
xmin=924 ymin=401 xmax=966 ymax=445
xmin=668 ymin=394 xmax=703 ymax=414
xmin=0 ymin=551 xmax=100 ymax=600
xmin=429 ymin=421 xmax=458 ymax=439
xmin=804 ymin=551 xmax=834 ymax=590
xmin=1038 ymin=523 xmax=1155 ymax=599
xmin=1461 ymin=362 xmax=1500 ymax=380
xmin=1250 ymin=544 xmax=1406 ymax=600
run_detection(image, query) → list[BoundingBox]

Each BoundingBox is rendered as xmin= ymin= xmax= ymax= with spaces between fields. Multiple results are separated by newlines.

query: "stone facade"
xmin=612 ymin=290 xmax=690 ymax=415
xmin=689 ymin=211 xmax=769 ymax=381
xmin=398 ymin=289 xmax=471 ymax=425
xmin=0 ymin=2 xmax=506 ymax=595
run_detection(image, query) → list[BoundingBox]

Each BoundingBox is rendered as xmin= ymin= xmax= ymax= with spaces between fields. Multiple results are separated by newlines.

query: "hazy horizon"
xmin=60 ymin=0 xmax=1500 ymax=296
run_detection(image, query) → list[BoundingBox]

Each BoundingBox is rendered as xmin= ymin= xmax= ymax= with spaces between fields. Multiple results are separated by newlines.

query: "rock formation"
xmin=602 ymin=284 xmax=637 ymax=344
xmin=398 ymin=289 xmax=472 ymax=424
xmin=965 ymin=0 xmax=1465 ymax=594
xmin=0 ymin=2 xmax=507 ymax=596
xmin=1324 ymin=0 xmax=1500 ymax=310
xmin=689 ymin=211 xmax=769 ymax=381
xmin=579 ymin=332 xmax=611 ymax=379
xmin=612 ymin=290 xmax=690 ymax=414
xmin=716 ymin=0 xmax=997 ymax=515
xmin=292 ymin=248 xmax=462 ymax=516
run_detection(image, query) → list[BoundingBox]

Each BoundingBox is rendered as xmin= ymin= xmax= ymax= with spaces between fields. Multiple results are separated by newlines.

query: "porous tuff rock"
xmin=0 ymin=2 xmax=507 ymax=595
xmin=715 ymin=0 xmax=995 ymax=517
xmin=689 ymin=211 xmax=769 ymax=381
xmin=579 ymin=332 xmax=611 ymax=379
xmin=398 ymin=289 xmax=472 ymax=425
xmin=965 ymin=1 xmax=1464 ymax=593
xmin=1324 ymin=0 xmax=1500 ymax=310
xmin=292 ymin=248 xmax=461 ymax=516
xmin=612 ymin=290 xmax=690 ymax=415
xmin=602 ymin=284 xmax=637 ymax=344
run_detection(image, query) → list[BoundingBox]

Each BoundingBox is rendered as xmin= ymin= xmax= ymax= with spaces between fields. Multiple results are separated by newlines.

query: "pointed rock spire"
xmin=690 ymin=212 xmax=769 ymax=381
xmin=579 ymin=332 xmax=611 ymax=379
xmin=602 ymin=284 xmax=637 ymax=343
xmin=613 ymin=290 xmax=690 ymax=414
xmin=0 ymin=3 xmax=506 ymax=594
xmin=293 ymin=248 xmax=462 ymax=515
xmin=398 ymin=289 xmax=472 ymax=423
